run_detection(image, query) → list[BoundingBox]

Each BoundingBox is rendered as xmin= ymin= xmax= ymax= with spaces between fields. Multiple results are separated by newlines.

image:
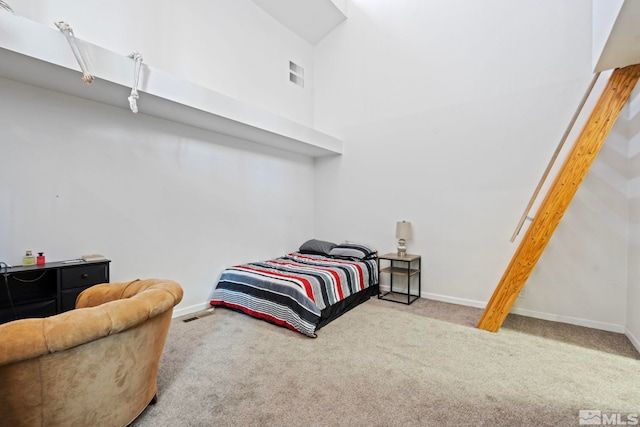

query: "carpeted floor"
xmin=129 ymin=298 xmax=640 ymax=427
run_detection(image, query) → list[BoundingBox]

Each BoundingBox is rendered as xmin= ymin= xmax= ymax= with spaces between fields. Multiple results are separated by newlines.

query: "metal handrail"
xmin=510 ymin=72 xmax=601 ymax=242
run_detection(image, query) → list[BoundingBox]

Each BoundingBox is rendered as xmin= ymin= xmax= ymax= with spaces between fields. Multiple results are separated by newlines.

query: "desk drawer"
xmin=60 ymin=263 xmax=108 ymax=290
xmin=60 ymin=288 xmax=85 ymax=312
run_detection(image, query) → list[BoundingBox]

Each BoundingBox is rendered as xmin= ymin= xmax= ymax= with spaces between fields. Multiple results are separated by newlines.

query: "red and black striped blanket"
xmin=209 ymin=252 xmax=378 ymax=337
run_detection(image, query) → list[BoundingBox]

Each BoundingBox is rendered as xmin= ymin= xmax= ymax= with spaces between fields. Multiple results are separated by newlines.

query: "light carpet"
xmin=129 ymin=298 xmax=640 ymax=427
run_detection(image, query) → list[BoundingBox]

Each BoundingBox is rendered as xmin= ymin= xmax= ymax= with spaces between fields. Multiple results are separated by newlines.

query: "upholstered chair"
xmin=0 ymin=278 xmax=183 ymax=427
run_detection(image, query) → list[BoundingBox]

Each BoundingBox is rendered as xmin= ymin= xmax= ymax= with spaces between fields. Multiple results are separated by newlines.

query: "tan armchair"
xmin=0 ymin=278 xmax=183 ymax=427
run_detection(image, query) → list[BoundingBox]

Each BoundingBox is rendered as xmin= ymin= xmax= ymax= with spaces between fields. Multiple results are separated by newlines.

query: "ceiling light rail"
xmin=0 ymin=14 xmax=342 ymax=157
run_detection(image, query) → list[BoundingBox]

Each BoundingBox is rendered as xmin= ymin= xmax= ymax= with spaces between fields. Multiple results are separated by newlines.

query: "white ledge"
xmin=0 ymin=14 xmax=342 ymax=157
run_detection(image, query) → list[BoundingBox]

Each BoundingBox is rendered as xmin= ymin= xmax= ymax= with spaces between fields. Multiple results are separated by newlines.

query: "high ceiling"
xmin=251 ymin=0 xmax=346 ymax=45
xmin=595 ymin=0 xmax=640 ymax=71
xmin=252 ymin=0 xmax=639 ymax=72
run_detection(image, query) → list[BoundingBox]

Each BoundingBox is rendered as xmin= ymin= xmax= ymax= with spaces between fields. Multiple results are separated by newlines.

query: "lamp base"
xmin=397 ymin=239 xmax=407 ymax=257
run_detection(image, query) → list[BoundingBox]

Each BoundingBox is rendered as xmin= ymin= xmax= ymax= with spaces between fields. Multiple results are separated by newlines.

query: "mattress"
xmin=209 ymin=252 xmax=378 ymax=337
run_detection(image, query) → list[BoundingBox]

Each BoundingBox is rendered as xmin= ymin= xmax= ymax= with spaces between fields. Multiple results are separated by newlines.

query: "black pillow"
xmin=298 ymin=239 xmax=337 ymax=256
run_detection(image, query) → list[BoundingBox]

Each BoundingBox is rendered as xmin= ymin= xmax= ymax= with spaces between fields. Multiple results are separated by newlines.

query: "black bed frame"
xmin=315 ymin=283 xmax=379 ymax=331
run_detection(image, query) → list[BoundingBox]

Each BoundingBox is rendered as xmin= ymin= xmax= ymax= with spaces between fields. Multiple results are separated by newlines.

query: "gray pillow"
xmin=329 ymin=242 xmax=377 ymax=260
xmin=298 ymin=239 xmax=337 ymax=256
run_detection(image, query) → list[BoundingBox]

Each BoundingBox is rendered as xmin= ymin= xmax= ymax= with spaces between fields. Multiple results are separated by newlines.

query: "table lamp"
xmin=396 ymin=221 xmax=413 ymax=257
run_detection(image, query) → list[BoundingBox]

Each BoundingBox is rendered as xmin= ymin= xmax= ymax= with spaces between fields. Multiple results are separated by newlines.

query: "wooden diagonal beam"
xmin=477 ymin=64 xmax=640 ymax=333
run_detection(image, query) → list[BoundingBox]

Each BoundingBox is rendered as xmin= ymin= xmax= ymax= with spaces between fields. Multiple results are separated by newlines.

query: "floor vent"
xmin=181 ymin=308 xmax=215 ymax=323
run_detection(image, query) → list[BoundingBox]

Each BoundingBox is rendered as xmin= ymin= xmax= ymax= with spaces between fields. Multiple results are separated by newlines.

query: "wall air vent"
xmin=289 ymin=60 xmax=304 ymax=88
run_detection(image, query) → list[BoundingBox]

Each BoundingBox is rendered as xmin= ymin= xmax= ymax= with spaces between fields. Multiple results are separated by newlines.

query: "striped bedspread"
xmin=209 ymin=252 xmax=378 ymax=337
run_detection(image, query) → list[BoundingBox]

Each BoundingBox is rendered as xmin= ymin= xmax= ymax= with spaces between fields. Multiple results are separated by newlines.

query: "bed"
xmin=208 ymin=240 xmax=379 ymax=337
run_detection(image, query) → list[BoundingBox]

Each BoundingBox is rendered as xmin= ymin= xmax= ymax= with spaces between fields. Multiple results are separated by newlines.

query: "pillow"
xmin=298 ymin=239 xmax=337 ymax=256
xmin=329 ymin=242 xmax=377 ymax=260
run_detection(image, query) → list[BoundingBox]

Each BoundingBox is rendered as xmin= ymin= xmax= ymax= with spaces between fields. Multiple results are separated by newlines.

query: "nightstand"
xmin=377 ymin=253 xmax=421 ymax=305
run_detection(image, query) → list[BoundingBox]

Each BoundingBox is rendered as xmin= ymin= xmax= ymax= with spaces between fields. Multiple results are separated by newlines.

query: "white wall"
xmin=592 ymin=0 xmax=624 ymax=71
xmin=14 ymin=0 xmax=315 ymax=127
xmin=1 ymin=0 xmax=319 ymax=314
xmin=514 ymin=109 xmax=629 ymax=332
xmin=3 ymin=0 xmax=635 ymax=331
xmin=628 ymin=85 xmax=640 ymax=348
xmin=313 ymin=0 xmax=627 ymax=326
xmin=0 ymin=77 xmax=315 ymax=313
xmin=331 ymin=0 xmax=348 ymax=16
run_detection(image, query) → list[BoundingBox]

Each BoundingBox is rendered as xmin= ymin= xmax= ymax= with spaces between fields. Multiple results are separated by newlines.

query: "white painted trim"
xmin=379 ymin=284 xmax=487 ymax=308
xmin=172 ymin=302 xmax=211 ymax=319
xmin=420 ymin=291 xmax=487 ymax=309
xmin=179 ymin=295 xmax=635 ymax=346
xmin=626 ymin=326 xmax=640 ymax=353
xmin=424 ymin=290 xmax=626 ymax=333
xmin=197 ymin=285 xmax=628 ymax=334
xmin=378 ymin=285 xmax=487 ymax=309
xmin=0 ymin=14 xmax=342 ymax=157
xmin=380 ymin=285 xmax=626 ymax=333
xmin=509 ymin=307 xmax=625 ymax=333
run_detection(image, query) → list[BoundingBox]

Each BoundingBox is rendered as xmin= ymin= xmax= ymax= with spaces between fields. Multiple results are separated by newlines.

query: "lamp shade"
xmin=396 ymin=221 xmax=413 ymax=240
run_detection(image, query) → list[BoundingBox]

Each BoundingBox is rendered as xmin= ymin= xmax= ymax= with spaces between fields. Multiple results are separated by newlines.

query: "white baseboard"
xmin=379 ymin=285 xmax=627 ymax=333
xmin=172 ymin=302 xmax=211 ymax=319
xmin=509 ymin=307 xmax=625 ymax=333
xmin=378 ymin=285 xmax=488 ymax=309
xmin=626 ymin=326 xmax=640 ymax=353
xmin=420 ymin=291 xmax=487 ymax=309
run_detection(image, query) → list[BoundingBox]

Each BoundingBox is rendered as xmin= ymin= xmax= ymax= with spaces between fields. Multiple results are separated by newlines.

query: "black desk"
xmin=0 ymin=259 xmax=110 ymax=324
